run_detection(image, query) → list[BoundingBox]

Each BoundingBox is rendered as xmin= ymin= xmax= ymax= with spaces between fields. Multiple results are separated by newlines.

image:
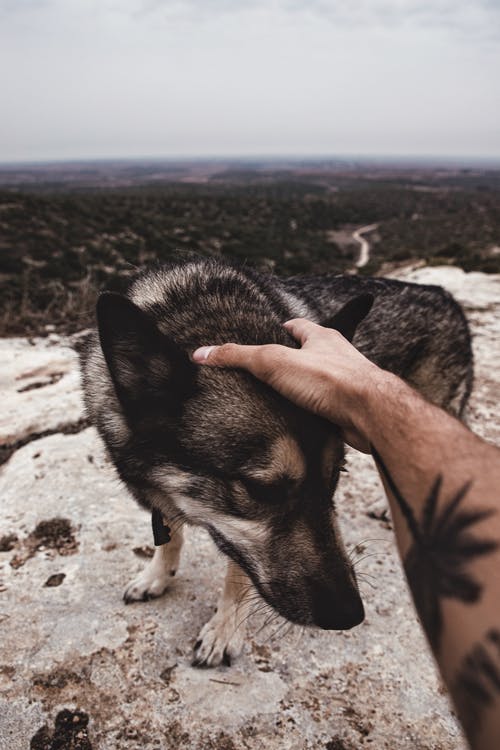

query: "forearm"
xmin=353 ymin=371 xmax=500 ymax=749
xmin=193 ymin=320 xmax=500 ymax=747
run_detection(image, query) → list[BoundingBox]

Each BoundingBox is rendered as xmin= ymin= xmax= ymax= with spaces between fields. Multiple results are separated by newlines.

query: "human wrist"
xmin=346 ymin=366 xmax=402 ymax=447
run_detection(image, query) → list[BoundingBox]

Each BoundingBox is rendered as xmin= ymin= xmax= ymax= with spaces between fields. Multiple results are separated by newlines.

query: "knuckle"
xmin=210 ymin=342 xmax=241 ymax=366
xmin=252 ymin=346 xmax=270 ymax=371
xmin=253 ymin=345 xmax=285 ymax=377
xmin=326 ymin=327 xmax=343 ymax=341
xmin=220 ymin=342 xmax=242 ymax=361
xmin=217 ymin=342 xmax=237 ymax=358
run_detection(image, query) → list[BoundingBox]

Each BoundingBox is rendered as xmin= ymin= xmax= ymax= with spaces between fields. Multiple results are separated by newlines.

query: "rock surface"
xmin=1 ymin=266 xmax=499 ymax=750
xmin=0 ymin=335 xmax=86 ymax=448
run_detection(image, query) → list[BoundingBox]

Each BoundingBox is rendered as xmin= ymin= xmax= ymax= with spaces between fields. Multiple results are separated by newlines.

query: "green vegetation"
xmin=1 ymin=167 xmax=499 ymax=336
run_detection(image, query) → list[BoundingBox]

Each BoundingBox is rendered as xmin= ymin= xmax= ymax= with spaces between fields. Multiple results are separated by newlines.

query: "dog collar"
xmin=152 ymin=508 xmax=171 ymax=546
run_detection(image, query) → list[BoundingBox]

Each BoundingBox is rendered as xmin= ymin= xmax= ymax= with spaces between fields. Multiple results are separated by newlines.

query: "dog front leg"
xmin=124 ymin=522 xmax=184 ymax=603
xmin=192 ymin=560 xmax=254 ymax=668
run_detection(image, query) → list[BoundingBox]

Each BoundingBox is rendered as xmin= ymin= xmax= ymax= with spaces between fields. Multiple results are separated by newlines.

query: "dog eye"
xmin=240 ymin=477 xmax=294 ymax=504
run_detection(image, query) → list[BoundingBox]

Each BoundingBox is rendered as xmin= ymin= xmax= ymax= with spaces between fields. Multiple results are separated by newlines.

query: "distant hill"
xmin=0 ymin=161 xmax=499 ymax=336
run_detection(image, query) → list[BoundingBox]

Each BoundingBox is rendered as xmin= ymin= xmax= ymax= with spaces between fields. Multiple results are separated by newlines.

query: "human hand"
xmin=192 ymin=318 xmax=385 ymax=452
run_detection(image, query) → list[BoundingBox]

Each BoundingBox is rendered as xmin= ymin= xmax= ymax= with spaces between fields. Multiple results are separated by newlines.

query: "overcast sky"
xmin=0 ymin=0 xmax=499 ymax=162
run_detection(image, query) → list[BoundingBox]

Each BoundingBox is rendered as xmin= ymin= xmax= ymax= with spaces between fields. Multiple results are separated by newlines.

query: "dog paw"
xmin=192 ymin=610 xmax=245 ymax=668
xmin=123 ymin=569 xmax=173 ymax=604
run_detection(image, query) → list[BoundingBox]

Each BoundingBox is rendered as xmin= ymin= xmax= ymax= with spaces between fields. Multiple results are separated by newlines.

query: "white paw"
xmin=192 ymin=609 xmax=246 ymax=668
xmin=123 ymin=567 xmax=174 ymax=604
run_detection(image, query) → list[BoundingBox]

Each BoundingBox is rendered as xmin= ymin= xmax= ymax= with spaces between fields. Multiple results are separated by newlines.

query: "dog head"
xmin=96 ymin=288 xmax=373 ymax=630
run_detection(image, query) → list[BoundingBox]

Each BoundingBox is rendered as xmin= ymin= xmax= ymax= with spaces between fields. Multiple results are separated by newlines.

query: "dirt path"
xmin=353 ymin=223 xmax=378 ymax=268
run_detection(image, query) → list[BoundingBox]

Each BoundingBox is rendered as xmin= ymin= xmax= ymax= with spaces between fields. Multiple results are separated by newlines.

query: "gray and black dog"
xmin=81 ymin=255 xmax=473 ymax=667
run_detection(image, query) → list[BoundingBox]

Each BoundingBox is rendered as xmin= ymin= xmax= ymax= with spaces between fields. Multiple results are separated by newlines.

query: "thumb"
xmin=191 ymin=345 xmax=219 ymax=363
xmin=192 ymin=342 xmax=257 ymax=370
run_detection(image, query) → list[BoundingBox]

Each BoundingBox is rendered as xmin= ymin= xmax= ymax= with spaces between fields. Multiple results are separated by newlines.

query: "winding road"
xmin=353 ymin=223 xmax=378 ymax=268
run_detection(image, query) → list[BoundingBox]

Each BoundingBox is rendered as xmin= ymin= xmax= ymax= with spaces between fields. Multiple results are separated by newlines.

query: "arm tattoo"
xmin=452 ymin=628 xmax=500 ymax=743
xmin=372 ymin=446 xmax=498 ymax=652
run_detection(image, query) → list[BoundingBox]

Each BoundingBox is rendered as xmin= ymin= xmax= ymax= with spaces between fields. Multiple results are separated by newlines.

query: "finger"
xmin=192 ymin=345 xmax=218 ymax=363
xmin=282 ymin=317 xmax=322 ymax=345
xmin=192 ymin=342 xmax=259 ymax=370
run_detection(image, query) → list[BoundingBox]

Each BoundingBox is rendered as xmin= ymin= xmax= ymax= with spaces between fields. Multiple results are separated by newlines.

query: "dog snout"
xmin=310 ymin=582 xmax=365 ymax=630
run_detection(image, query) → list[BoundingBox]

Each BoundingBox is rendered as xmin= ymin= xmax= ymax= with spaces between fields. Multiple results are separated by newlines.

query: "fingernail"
xmin=192 ymin=345 xmax=216 ymax=362
xmin=282 ymin=320 xmax=293 ymax=328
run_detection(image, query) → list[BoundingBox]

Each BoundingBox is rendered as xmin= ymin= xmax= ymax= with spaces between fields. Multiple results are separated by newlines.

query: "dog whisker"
xmin=236 ymin=601 xmax=272 ymax=631
xmin=355 ymin=569 xmax=377 ymax=581
xmin=254 ymin=609 xmax=281 ymax=638
xmin=351 ymin=550 xmax=387 ymax=566
xmin=263 ymin=615 xmax=289 ymax=645
xmin=347 ymin=537 xmax=391 ymax=564
xmin=356 ymin=575 xmax=376 ymax=590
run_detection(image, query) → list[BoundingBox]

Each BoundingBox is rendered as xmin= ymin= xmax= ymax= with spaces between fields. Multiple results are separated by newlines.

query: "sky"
xmin=0 ymin=0 xmax=499 ymax=162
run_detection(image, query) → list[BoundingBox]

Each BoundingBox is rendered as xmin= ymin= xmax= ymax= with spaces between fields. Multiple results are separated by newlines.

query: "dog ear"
xmin=324 ymin=293 xmax=374 ymax=342
xmin=96 ymin=292 xmax=192 ymax=409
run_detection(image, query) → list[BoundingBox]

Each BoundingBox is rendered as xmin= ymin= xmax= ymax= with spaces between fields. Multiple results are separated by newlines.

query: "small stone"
xmin=9 ymin=554 xmax=24 ymax=569
xmin=160 ymin=664 xmax=177 ymax=684
xmin=132 ymin=545 xmax=154 ymax=559
xmin=0 ymin=534 xmax=18 ymax=552
xmin=44 ymin=573 xmax=65 ymax=587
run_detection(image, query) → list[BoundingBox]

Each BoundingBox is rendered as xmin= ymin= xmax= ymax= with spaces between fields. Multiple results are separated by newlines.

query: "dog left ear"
xmin=324 ymin=293 xmax=374 ymax=342
xmin=97 ymin=291 xmax=193 ymax=412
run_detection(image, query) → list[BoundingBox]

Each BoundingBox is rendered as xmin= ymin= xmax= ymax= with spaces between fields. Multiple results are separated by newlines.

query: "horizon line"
xmin=1 ymin=153 xmax=500 ymax=169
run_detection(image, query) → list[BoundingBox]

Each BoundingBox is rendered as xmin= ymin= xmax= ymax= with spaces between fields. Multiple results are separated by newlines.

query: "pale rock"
xmin=0 ymin=337 xmax=85 ymax=446
xmin=1 ymin=266 xmax=499 ymax=749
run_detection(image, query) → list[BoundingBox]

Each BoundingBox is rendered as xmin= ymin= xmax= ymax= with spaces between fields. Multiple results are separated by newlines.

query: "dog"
xmin=81 ymin=255 xmax=473 ymax=667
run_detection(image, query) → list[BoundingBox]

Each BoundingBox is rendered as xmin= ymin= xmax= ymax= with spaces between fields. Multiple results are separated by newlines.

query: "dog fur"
xmin=81 ymin=255 xmax=473 ymax=667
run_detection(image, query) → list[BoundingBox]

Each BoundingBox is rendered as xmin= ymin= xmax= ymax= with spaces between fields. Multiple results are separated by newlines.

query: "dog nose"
xmin=311 ymin=585 xmax=365 ymax=630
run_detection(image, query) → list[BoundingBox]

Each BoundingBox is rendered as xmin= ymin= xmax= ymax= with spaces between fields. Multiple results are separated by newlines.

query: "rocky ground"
xmin=1 ymin=266 xmax=499 ymax=750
